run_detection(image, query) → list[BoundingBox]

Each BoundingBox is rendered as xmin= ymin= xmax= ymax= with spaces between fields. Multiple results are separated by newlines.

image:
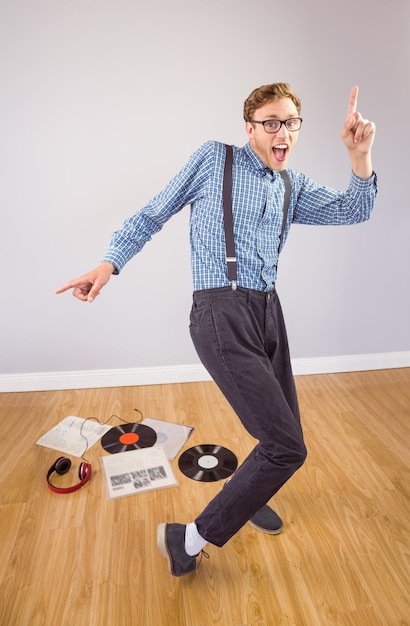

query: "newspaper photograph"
xmin=100 ymin=446 xmax=178 ymax=499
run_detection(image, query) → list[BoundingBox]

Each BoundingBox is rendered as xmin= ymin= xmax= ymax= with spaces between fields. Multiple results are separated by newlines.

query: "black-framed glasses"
xmin=251 ymin=117 xmax=303 ymax=133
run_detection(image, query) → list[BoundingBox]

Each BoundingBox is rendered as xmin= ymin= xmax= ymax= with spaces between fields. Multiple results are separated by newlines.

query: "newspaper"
xmin=100 ymin=447 xmax=178 ymax=499
xmin=36 ymin=416 xmax=111 ymax=457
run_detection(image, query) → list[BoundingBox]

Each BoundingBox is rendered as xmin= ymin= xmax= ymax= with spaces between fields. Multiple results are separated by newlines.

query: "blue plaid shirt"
xmin=103 ymin=140 xmax=377 ymax=292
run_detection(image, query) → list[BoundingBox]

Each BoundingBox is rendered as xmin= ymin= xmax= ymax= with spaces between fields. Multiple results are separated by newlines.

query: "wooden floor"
xmin=0 ymin=369 xmax=409 ymax=626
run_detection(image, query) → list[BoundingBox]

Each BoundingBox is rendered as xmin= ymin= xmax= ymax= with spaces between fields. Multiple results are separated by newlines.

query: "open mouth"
xmin=272 ymin=144 xmax=288 ymax=161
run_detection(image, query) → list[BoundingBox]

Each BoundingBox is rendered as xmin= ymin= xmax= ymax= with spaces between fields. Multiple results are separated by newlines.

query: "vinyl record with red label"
xmin=178 ymin=444 xmax=238 ymax=482
xmin=101 ymin=423 xmax=157 ymax=454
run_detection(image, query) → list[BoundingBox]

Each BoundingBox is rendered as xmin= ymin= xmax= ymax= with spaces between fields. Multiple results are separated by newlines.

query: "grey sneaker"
xmin=157 ymin=523 xmax=201 ymax=577
xmin=249 ymin=504 xmax=284 ymax=534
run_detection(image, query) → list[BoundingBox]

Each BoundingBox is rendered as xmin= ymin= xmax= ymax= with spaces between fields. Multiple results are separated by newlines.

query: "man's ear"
xmin=245 ymin=121 xmax=255 ymax=140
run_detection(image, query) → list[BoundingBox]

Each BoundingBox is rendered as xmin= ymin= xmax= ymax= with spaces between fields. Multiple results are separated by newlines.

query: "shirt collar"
xmin=243 ymin=142 xmax=275 ymax=177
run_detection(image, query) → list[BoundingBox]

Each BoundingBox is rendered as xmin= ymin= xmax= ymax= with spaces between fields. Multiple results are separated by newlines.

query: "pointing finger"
xmin=347 ymin=85 xmax=359 ymax=118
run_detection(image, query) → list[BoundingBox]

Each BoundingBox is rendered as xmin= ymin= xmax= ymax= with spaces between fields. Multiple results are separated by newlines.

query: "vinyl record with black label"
xmin=101 ymin=423 xmax=157 ymax=454
xmin=178 ymin=444 xmax=238 ymax=482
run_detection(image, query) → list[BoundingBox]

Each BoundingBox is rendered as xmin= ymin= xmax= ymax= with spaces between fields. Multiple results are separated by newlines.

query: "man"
xmin=56 ymin=83 xmax=377 ymax=577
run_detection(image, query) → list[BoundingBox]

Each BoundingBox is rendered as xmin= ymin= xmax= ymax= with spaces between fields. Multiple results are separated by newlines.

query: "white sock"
xmin=184 ymin=522 xmax=208 ymax=556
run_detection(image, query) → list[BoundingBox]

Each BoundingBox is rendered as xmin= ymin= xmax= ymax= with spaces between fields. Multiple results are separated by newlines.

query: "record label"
xmin=101 ymin=423 xmax=157 ymax=454
xmin=178 ymin=444 xmax=238 ymax=482
xmin=155 ymin=432 xmax=168 ymax=445
xmin=197 ymin=455 xmax=219 ymax=469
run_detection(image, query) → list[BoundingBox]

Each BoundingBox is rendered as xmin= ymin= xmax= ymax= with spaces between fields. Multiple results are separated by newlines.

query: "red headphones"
xmin=46 ymin=456 xmax=92 ymax=494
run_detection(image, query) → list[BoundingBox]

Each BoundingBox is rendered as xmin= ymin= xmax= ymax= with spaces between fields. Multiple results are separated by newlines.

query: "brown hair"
xmin=243 ymin=83 xmax=301 ymax=121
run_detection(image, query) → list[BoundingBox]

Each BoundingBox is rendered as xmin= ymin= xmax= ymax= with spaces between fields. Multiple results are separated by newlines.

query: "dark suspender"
xmin=223 ymin=144 xmax=237 ymax=287
xmin=223 ymin=144 xmax=291 ymax=290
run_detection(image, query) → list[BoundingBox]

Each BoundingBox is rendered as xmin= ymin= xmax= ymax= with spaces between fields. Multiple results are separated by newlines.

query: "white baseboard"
xmin=291 ymin=351 xmax=410 ymax=375
xmin=0 ymin=364 xmax=212 ymax=393
xmin=1 ymin=352 xmax=409 ymax=393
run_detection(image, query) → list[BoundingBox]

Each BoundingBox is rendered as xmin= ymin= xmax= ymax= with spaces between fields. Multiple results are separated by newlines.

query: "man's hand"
xmin=55 ymin=262 xmax=115 ymax=302
xmin=340 ymin=86 xmax=375 ymax=178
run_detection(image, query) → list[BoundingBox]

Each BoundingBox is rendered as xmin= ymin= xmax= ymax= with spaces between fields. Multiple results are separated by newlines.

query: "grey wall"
xmin=1 ymin=0 xmax=409 ymax=378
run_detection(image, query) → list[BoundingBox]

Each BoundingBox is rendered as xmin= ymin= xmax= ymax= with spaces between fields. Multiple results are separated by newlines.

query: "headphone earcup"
xmin=54 ymin=457 xmax=71 ymax=475
xmin=78 ymin=462 xmax=89 ymax=481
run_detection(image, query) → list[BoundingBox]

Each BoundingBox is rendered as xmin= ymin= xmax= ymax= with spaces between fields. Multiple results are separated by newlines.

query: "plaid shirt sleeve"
xmin=101 ymin=141 xmax=216 ymax=273
xmin=290 ymin=170 xmax=378 ymax=225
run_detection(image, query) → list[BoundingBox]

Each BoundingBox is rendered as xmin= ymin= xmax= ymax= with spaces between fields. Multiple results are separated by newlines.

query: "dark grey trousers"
xmin=189 ymin=286 xmax=307 ymax=547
